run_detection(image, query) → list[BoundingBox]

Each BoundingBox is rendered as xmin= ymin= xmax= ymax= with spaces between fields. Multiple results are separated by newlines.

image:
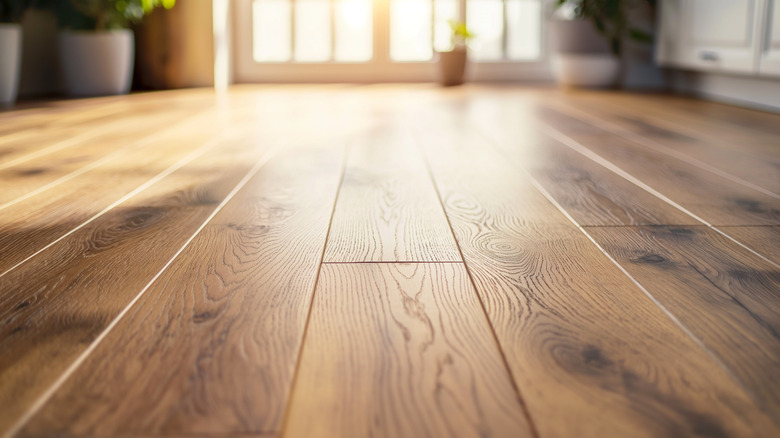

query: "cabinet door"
xmin=759 ymin=0 xmax=780 ymax=76
xmin=678 ymin=0 xmax=760 ymax=73
xmin=656 ymin=0 xmax=686 ymax=66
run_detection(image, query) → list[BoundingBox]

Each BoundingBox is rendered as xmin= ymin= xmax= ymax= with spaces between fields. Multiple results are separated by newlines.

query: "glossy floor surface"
xmin=1 ymin=85 xmax=779 ymax=438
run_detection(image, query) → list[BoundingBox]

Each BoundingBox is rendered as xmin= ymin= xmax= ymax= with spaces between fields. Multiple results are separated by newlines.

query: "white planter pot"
xmin=0 ymin=23 xmax=22 ymax=106
xmin=551 ymin=54 xmax=621 ymax=88
xmin=59 ymin=30 xmax=134 ymax=97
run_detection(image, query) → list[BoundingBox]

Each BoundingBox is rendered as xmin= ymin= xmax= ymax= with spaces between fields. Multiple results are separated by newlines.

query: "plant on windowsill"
xmin=52 ymin=0 xmax=175 ymax=96
xmin=549 ymin=0 xmax=655 ymax=88
xmin=435 ymin=20 xmax=475 ymax=87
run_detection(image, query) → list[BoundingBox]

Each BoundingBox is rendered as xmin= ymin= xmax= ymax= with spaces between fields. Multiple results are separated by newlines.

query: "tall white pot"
xmin=548 ymin=19 xmax=621 ymax=88
xmin=59 ymin=29 xmax=134 ymax=97
xmin=551 ymin=54 xmax=621 ymax=88
xmin=0 ymin=23 xmax=22 ymax=106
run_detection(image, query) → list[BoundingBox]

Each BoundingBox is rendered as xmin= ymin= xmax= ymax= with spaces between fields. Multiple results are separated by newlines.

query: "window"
xmin=234 ymin=0 xmax=547 ymax=81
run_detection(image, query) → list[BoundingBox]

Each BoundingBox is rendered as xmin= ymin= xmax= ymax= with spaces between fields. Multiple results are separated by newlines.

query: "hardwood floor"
xmin=1 ymin=85 xmax=779 ymax=438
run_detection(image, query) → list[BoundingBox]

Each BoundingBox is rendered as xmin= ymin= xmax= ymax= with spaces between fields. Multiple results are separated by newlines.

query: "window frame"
xmin=232 ymin=0 xmax=551 ymax=82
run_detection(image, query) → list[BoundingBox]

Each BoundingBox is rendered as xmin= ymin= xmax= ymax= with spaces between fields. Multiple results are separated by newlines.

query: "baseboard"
xmin=670 ymin=70 xmax=780 ymax=113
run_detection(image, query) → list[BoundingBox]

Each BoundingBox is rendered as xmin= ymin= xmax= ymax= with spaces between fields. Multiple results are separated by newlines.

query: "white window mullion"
xmin=290 ymin=0 xmax=296 ymax=60
xmin=330 ymin=0 xmax=336 ymax=61
xmin=501 ymin=0 xmax=508 ymax=60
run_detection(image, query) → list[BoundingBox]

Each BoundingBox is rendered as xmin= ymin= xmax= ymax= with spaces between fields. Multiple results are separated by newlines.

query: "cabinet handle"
xmin=700 ymin=51 xmax=719 ymax=61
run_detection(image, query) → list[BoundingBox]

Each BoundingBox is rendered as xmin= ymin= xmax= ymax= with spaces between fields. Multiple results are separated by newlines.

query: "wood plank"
xmin=545 ymin=94 xmax=780 ymax=196
xmin=587 ymin=225 xmax=780 ymax=425
xmin=0 ymin=91 xmax=210 ymax=161
xmin=0 ymin=108 xmax=254 ymax=276
xmin=718 ymin=226 xmax=780 ymax=266
xmin=0 ymin=107 xmax=203 ymax=209
xmin=576 ymin=92 xmax=780 ymax=158
xmin=16 ymin=141 xmax=345 ymax=437
xmin=0 ymin=125 xmax=280 ymax=434
xmin=535 ymin=106 xmax=780 ymax=226
xmin=285 ymin=262 xmax=533 ymax=438
xmin=425 ymin=100 xmax=697 ymax=226
xmin=414 ymin=114 xmax=779 ymax=437
xmin=0 ymin=88 xmax=216 ymax=138
xmin=324 ymin=126 xmax=460 ymax=262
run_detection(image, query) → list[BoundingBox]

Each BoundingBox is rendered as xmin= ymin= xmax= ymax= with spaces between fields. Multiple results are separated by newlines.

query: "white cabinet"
xmin=657 ymin=0 xmax=780 ymax=78
xmin=759 ymin=0 xmax=780 ymax=76
xmin=658 ymin=0 xmax=763 ymax=74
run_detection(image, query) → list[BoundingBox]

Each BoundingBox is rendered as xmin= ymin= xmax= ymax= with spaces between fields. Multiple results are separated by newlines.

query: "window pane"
xmin=467 ymin=0 xmax=503 ymax=61
xmin=295 ymin=0 xmax=332 ymax=62
xmin=390 ymin=0 xmax=433 ymax=61
xmin=506 ymin=0 xmax=541 ymax=60
xmin=253 ymin=0 xmax=292 ymax=62
xmin=433 ymin=0 xmax=458 ymax=52
xmin=335 ymin=0 xmax=372 ymax=62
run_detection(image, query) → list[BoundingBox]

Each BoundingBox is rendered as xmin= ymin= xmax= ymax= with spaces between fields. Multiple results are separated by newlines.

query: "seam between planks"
xmin=580 ymin=224 xmax=710 ymax=228
xmin=321 ymin=260 xmax=464 ymax=264
xmin=0 ymin=129 xmax=107 ymax=171
xmin=0 ymin=100 xmax=129 ymax=141
xmin=519 ymin=167 xmax=765 ymax=418
xmin=536 ymin=124 xmax=780 ymax=270
xmin=277 ymin=142 xmax=351 ymax=438
xmin=3 ymin=138 xmax=285 ymax=438
xmin=406 ymin=125 xmax=542 ymax=438
xmin=0 ymin=122 xmax=253 ymax=280
xmin=470 ymin=121 xmax=766 ymax=414
xmin=547 ymin=100 xmax=780 ymax=200
xmin=0 ymin=109 xmax=213 ymax=213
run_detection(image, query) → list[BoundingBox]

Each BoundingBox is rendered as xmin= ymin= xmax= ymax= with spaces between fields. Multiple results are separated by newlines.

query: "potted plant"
xmin=435 ymin=20 xmax=475 ymax=87
xmin=0 ymin=0 xmax=26 ymax=106
xmin=54 ymin=0 xmax=174 ymax=97
xmin=549 ymin=0 xmax=654 ymax=88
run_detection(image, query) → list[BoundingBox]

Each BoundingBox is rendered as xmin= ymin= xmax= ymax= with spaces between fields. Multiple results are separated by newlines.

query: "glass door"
xmin=234 ymin=0 xmax=547 ymax=82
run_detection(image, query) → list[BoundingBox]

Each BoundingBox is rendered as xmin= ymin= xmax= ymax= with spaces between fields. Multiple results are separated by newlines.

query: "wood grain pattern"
xmin=535 ymin=106 xmax=780 ymax=226
xmin=0 ymin=107 xmax=202 ymax=209
xmin=597 ymin=92 xmax=780 ymax=146
xmin=0 ymin=88 xmax=215 ymax=138
xmin=324 ymin=126 xmax=460 ymax=262
xmin=285 ymin=262 xmax=533 ymax=438
xmin=0 ymin=110 xmax=253 ymax=276
xmin=587 ymin=225 xmax=780 ymax=425
xmin=18 ymin=143 xmax=345 ymax=437
xmin=557 ymin=91 xmax=780 ymax=150
xmin=416 ymin=113 xmax=779 ymax=437
xmin=0 ymin=96 xmax=207 ymax=169
xmin=545 ymin=95 xmax=780 ymax=195
xmin=719 ymin=226 xmax=780 ymax=265
xmin=0 ymin=127 xmax=279 ymax=433
xmin=2 ymin=85 xmax=780 ymax=438
xmin=424 ymin=101 xmax=697 ymax=226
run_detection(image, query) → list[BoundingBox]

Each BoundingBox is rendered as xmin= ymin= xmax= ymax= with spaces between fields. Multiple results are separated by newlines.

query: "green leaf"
xmin=629 ymin=27 xmax=653 ymax=44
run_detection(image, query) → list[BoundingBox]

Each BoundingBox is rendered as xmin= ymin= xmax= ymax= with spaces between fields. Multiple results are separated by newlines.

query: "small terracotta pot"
xmin=436 ymin=48 xmax=468 ymax=87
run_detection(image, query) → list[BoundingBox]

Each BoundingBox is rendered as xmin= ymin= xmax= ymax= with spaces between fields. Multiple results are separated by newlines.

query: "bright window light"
xmin=433 ymin=0 xmax=459 ymax=52
xmin=250 ymin=0 xmax=542 ymax=64
xmin=506 ymin=0 xmax=541 ymax=60
xmin=295 ymin=0 xmax=332 ymax=62
xmin=390 ymin=0 xmax=433 ymax=61
xmin=335 ymin=0 xmax=373 ymax=61
xmin=252 ymin=0 xmax=292 ymax=62
xmin=467 ymin=0 xmax=504 ymax=61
